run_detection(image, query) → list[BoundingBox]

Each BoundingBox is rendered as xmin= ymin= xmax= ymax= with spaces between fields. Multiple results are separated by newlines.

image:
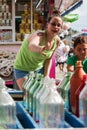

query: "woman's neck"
xmin=44 ymin=31 xmax=55 ymax=50
xmin=45 ymin=31 xmax=54 ymax=42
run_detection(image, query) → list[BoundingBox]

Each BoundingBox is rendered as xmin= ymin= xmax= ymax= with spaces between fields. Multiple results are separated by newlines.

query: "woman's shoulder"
xmin=37 ymin=30 xmax=45 ymax=36
xmin=27 ymin=30 xmax=45 ymax=41
xmin=55 ymin=35 xmax=60 ymax=41
xmin=54 ymin=35 xmax=61 ymax=47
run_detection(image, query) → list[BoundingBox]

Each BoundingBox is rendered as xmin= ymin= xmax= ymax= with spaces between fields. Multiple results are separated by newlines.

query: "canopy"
xmin=16 ymin=0 xmax=83 ymax=16
xmin=54 ymin=0 xmax=83 ymax=16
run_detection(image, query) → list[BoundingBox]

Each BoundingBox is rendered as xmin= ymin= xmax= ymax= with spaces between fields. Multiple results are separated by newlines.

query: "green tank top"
xmin=14 ymin=37 xmax=57 ymax=71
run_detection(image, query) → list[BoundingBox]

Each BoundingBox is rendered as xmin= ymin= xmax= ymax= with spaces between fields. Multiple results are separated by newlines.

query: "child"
xmin=55 ymin=40 xmax=70 ymax=71
xmin=67 ymin=35 xmax=87 ymax=73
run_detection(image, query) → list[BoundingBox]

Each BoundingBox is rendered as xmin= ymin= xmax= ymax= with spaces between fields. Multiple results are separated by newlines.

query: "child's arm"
xmin=67 ymin=64 xmax=74 ymax=72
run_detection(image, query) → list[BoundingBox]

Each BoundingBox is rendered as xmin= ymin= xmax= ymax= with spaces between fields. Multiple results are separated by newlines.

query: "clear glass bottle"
xmin=75 ymin=75 xmax=87 ymax=117
xmin=35 ymin=76 xmax=50 ymax=124
xmin=23 ymin=71 xmax=35 ymax=90
xmin=27 ymin=73 xmax=37 ymax=112
xmin=39 ymin=79 xmax=64 ymax=128
xmin=64 ymin=80 xmax=70 ymax=109
xmin=57 ymin=72 xmax=72 ymax=95
xmin=61 ymin=72 xmax=71 ymax=99
xmin=79 ymin=80 xmax=87 ymax=126
xmin=57 ymin=72 xmax=71 ymax=109
xmin=22 ymin=71 xmax=35 ymax=110
xmin=0 ymin=78 xmax=16 ymax=129
xmin=33 ymin=77 xmax=44 ymax=122
xmin=28 ymin=73 xmax=43 ymax=115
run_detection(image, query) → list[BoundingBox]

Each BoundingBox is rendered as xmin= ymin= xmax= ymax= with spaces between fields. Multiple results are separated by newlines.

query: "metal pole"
xmin=31 ymin=0 xmax=33 ymax=32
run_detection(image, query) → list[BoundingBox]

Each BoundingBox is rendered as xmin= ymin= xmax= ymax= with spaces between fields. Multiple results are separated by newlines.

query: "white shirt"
xmin=55 ymin=41 xmax=68 ymax=63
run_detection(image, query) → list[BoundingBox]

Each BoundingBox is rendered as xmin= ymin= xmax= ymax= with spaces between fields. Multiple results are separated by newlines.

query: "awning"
xmin=15 ymin=0 xmax=83 ymax=16
xmin=54 ymin=0 xmax=83 ymax=16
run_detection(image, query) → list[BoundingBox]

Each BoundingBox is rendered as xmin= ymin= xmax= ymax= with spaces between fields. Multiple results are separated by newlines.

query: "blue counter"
xmin=16 ymin=102 xmax=85 ymax=128
xmin=8 ymin=90 xmax=85 ymax=129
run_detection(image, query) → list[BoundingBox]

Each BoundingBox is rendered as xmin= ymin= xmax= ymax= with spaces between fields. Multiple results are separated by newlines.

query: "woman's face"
xmin=47 ymin=16 xmax=62 ymax=37
xmin=74 ymin=43 xmax=87 ymax=60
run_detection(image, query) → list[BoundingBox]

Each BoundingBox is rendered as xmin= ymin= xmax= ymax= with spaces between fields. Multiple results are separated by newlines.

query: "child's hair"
xmin=47 ymin=10 xmax=62 ymax=22
xmin=73 ymin=36 xmax=87 ymax=48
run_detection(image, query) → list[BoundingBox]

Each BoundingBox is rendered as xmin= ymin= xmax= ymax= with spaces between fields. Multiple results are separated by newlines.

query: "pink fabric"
xmin=49 ymin=56 xmax=56 ymax=78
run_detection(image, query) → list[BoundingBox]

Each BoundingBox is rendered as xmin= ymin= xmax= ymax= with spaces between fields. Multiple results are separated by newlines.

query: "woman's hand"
xmin=28 ymin=31 xmax=47 ymax=55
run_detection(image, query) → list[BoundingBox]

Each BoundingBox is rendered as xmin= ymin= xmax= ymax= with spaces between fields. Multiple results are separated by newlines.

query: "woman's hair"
xmin=47 ymin=10 xmax=62 ymax=22
xmin=73 ymin=35 xmax=87 ymax=48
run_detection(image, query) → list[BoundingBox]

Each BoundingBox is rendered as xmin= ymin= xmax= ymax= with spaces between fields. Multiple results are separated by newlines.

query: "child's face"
xmin=74 ymin=43 xmax=87 ymax=60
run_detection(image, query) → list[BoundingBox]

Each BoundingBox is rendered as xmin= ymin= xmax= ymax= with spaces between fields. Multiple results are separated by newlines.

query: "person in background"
xmin=13 ymin=10 xmax=63 ymax=90
xmin=67 ymin=35 xmax=87 ymax=73
xmin=55 ymin=40 xmax=70 ymax=71
xmin=59 ymin=22 xmax=70 ymax=39
xmin=68 ymin=47 xmax=73 ymax=57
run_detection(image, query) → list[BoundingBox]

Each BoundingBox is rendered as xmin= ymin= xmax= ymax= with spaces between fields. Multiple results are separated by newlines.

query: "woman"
xmin=14 ymin=10 xmax=63 ymax=90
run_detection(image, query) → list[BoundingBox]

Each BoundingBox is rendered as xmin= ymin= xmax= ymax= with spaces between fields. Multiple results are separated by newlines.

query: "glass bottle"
xmin=27 ymin=73 xmax=37 ymax=112
xmin=70 ymin=60 xmax=86 ymax=114
xmin=28 ymin=73 xmax=43 ymax=116
xmin=23 ymin=71 xmax=35 ymax=90
xmin=79 ymin=80 xmax=87 ymax=126
xmin=64 ymin=80 xmax=70 ymax=109
xmin=35 ymin=76 xmax=50 ymax=124
xmin=0 ymin=78 xmax=16 ymax=129
xmin=61 ymin=72 xmax=71 ymax=99
xmin=75 ymin=75 xmax=87 ymax=117
xmin=33 ymin=77 xmax=44 ymax=122
xmin=57 ymin=71 xmax=71 ymax=109
xmin=57 ymin=72 xmax=71 ymax=94
xmin=22 ymin=71 xmax=35 ymax=110
xmin=39 ymin=79 xmax=64 ymax=128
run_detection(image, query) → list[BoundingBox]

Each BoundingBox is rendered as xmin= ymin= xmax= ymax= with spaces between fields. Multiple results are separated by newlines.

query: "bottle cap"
xmin=76 ymin=60 xmax=82 ymax=67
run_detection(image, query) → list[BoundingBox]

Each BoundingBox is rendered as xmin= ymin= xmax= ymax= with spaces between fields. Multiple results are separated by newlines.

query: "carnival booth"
xmin=0 ymin=0 xmax=83 ymax=85
xmin=1 ymin=0 xmax=87 ymax=129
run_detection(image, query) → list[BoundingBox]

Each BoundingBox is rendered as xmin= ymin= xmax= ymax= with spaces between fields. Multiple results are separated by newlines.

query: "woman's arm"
xmin=44 ymin=58 xmax=52 ymax=77
xmin=27 ymin=32 xmax=46 ymax=54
